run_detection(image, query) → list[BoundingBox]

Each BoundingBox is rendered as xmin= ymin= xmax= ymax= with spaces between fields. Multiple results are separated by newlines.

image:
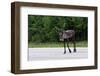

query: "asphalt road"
xmin=28 ymin=48 xmax=88 ymax=61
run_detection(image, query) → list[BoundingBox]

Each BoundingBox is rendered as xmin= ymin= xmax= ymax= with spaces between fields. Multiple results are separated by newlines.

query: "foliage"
xmin=29 ymin=41 xmax=87 ymax=48
xmin=28 ymin=15 xmax=88 ymax=43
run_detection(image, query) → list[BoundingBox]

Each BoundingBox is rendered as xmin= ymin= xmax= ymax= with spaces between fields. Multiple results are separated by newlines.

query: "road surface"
xmin=28 ymin=48 xmax=88 ymax=61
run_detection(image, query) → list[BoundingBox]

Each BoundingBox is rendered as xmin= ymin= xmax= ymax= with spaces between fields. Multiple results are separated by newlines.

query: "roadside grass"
xmin=28 ymin=41 xmax=87 ymax=48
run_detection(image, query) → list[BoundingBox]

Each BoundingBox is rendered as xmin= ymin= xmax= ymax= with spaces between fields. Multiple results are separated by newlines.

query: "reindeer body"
xmin=59 ymin=30 xmax=76 ymax=54
xmin=59 ymin=30 xmax=75 ymax=41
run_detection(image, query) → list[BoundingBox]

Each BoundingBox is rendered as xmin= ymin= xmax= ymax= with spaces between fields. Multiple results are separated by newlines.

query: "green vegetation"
xmin=29 ymin=41 xmax=87 ymax=48
xmin=28 ymin=15 xmax=88 ymax=47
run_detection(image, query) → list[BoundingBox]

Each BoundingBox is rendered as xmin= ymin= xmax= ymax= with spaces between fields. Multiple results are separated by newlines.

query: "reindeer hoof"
xmin=69 ymin=49 xmax=71 ymax=53
xmin=64 ymin=51 xmax=66 ymax=54
xmin=74 ymin=49 xmax=76 ymax=52
xmin=69 ymin=51 xmax=71 ymax=53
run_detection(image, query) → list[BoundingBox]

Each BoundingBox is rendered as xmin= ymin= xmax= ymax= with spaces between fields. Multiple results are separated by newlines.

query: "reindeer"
xmin=59 ymin=30 xmax=76 ymax=54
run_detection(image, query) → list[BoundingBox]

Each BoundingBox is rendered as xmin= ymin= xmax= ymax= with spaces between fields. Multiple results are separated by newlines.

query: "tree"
xmin=28 ymin=15 xmax=88 ymax=43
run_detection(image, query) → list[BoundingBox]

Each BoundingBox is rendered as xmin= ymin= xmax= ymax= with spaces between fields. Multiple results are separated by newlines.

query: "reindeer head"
xmin=59 ymin=32 xmax=64 ymax=41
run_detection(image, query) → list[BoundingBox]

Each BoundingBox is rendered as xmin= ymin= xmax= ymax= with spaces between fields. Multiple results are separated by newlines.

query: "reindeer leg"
xmin=64 ymin=39 xmax=66 ymax=54
xmin=73 ymin=36 xmax=76 ymax=52
xmin=66 ymin=39 xmax=71 ymax=53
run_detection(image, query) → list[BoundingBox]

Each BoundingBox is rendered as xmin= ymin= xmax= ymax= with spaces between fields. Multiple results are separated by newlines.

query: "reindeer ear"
xmin=59 ymin=32 xmax=61 ymax=35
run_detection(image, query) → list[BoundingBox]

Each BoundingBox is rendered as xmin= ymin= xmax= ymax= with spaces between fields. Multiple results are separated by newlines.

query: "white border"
xmin=20 ymin=6 xmax=95 ymax=70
